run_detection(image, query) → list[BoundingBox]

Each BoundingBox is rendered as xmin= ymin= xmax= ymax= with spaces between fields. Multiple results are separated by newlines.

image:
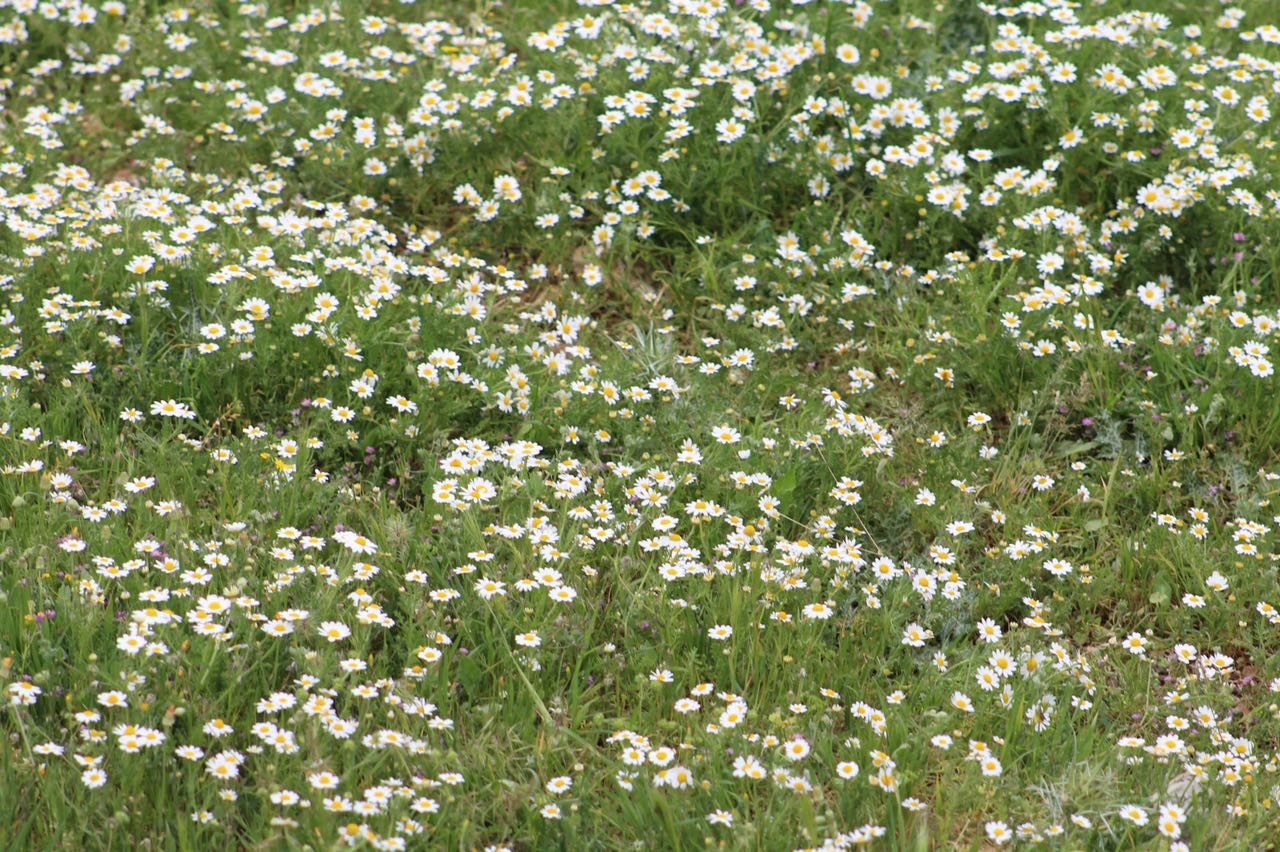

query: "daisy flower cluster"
xmin=2 ymin=0 xmax=1280 ymax=848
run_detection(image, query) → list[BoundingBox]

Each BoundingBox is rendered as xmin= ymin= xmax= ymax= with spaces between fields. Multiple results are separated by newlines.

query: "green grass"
xmin=2 ymin=0 xmax=1280 ymax=849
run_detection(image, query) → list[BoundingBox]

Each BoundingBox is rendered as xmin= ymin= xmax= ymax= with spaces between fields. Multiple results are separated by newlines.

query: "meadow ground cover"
xmin=3 ymin=0 xmax=1280 ymax=848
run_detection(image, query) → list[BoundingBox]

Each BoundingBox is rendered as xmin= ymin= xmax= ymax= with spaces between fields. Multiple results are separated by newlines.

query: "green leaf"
xmin=1056 ymin=439 xmax=1099 ymax=457
xmin=457 ymin=653 xmax=485 ymax=698
xmin=774 ymin=468 xmax=798 ymax=504
xmin=1149 ymin=572 xmax=1172 ymax=607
